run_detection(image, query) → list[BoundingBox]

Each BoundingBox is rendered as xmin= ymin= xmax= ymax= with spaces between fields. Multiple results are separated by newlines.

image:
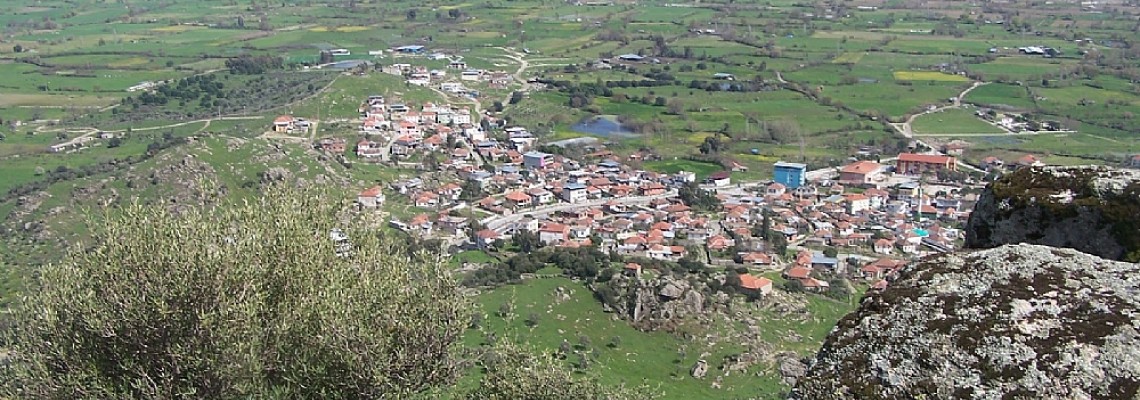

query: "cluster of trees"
xmin=685 ymin=79 xmax=769 ymax=92
xmin=601 ymin=79 xmax=677 ymax=89
xmin=677 ymin=182 xmax=722 ymax=212
xmin=126 ymin=74 xmax=225 ymax=108
xmin=698 ymin=135 xmax=728 ymax=155
xmin=730 ymin=118 xmax=805 ymax=145
xmin=462 ymin=246 xmax=617 ymax=288
xmin=112 ymin=71 xmax=335 ymax=123
xmin=1 ymin=188 xmax=639 ymax=399
xmin=224 ymin=55 xmax=284 ymax=74
xmin=535 ymin=80 xmax=611 ymax=109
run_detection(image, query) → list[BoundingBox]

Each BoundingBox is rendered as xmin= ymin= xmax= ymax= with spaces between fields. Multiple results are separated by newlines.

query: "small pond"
xmin=570 ymin=115 xmax=640 ymax=138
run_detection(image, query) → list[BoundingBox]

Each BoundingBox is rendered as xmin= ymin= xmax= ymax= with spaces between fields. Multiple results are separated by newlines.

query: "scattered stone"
xmin=553 ymin=286 xmax=571 ymax=304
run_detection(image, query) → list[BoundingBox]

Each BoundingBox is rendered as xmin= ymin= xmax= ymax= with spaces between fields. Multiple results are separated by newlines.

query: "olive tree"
xmin=2 ymin=187 xmax=468 ymax=399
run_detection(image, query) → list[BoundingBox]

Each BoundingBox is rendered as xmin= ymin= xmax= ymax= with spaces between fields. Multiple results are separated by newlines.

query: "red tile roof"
xmin=540 ymin=223 xmax=568 ymax=233
xmin=898 ymin=153 xmax=955 ymax=164
xmin=841 ymin=161 xmax=881 ymax=174
xmin=504 ymin=191 xmax=531 ymax=202
xmin=359 ymin=186 xmax=382 ymax=197
xmin=739 ymin=274 xmax=772 ymax=290
xmin=785 ymin=266 xmax=812 ymax=279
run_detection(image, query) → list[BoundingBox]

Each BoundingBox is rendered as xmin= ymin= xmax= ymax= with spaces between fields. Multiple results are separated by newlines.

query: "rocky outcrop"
xmin=594 ymin=273 xmax=708 ymax=331
xmin=791 ymin=244 xmax=1140 ymax=399
xmin=776 ymin=352 xmax=808 ymax=386
xmin=966 ymin=165 xmax=1140 ymax=261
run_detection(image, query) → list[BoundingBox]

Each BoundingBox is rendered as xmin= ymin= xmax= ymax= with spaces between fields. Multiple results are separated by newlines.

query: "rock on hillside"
xmin=593 ymin=273 xmax=708 ymax=331
xmin=966 ymin=165 xmax=1140 ymax=261
xmin=791 ymin=244 xmax=1140 ymax=399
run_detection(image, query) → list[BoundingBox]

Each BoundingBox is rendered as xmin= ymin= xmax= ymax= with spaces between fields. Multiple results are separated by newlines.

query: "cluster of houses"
xmin=974 ymin=109 xmax=1064 ymax=133
xmin=322 ymin=81 xmax=978 ymax=297
xmin=393 ymin=152 xmax=679 ymax=213
xmin=381 ymin=151 xmax=971 ymax=293
xmin=382 ymin=60 xmax=513 ymax=93
xmin=380 ymin=146 xmax=975 ymax=247
xmin=979 ymin=154 xmax=1045 ymax=172
xmin=271 ymin=115 xmax=312 ymax=134
xmin=354 ymin=96 xmax=480 ymax=161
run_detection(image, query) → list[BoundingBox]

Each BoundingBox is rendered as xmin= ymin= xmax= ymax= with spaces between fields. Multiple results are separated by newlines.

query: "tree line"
xmin=224 ymin=55 xmax=285 ymax=74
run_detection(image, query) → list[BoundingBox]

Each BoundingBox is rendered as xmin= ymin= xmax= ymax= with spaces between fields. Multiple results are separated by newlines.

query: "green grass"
xmin=964 ymin=83 xmax=1036 ymax=109
xmin=468 ymin=276 xmax=862 ymax=399
xmin=966 ymin=57 xmax=1081 ymax=81
xmin=911 ymin=108 xmax=1005 ymax=135
xmin=961 ymin=131 xmax=1140 ymax=164
xmin=452 ymin=250 xmax=500 ymax=266
xmin=642 ymin=159 xmax=724 ymax=179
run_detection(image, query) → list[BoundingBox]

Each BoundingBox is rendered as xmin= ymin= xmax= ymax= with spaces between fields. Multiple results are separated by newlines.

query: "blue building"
xmin=773 ymin=161 xmax=807 ymax=189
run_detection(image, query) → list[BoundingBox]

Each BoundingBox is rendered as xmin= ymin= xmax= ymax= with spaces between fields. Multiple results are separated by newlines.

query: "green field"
xmin=643 ymin=159 xmax=724 ymax=179
xmin=911 ymin=108 xmax=1006 ymax=135
xmin=964 ymin=83 xmax=1037 ymax=110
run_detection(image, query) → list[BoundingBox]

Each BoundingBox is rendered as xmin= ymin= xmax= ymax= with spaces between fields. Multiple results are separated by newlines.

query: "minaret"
xmin=912 ymin=180 xmax=921 ymax=224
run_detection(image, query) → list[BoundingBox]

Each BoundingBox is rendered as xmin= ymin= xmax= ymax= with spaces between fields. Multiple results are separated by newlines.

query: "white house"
xmin=407 ymin=73 xmax=431 ymax=86
xmin=539 ymin=223 xmax=569 ymax=245
xmin=452 ymin=108 xmax=472 ymax=125
xmin=766 ymin=182 xmax=787 ymax=196
xmin=873 ymin=239 xmax=894 ymax=254
xmin=844 ymin=194 xmax=871 ymax=213
xmin=357 ymin=186 xmax=385 ymax=208
xmin=527 ymin=188 xmax=554 ymax=205
xmin=562 ymin=183 xmax=588 ymax=203
xmin=460 ymin=70 xmax=482 ymax=81
xmin=706 ymin=171 xmax=731 ymax=187
xmin=440 ymin=82 xmax=465 ymax=93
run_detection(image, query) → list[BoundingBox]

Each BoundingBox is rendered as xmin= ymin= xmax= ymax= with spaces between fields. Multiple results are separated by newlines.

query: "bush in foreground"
xmin=2 ymin=188 xmax=468 ymax=398
xmin=1 ymin=187 xmax=655 ymax=399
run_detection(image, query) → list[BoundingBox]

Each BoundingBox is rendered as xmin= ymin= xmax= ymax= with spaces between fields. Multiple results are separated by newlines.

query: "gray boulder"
xmin=791 ymin=244 xmax=1140 ymax=399
xmin=691 ymin=359 xmax=709 ymax=379
xmin=966 ymin=165 xmax=1140 ymax=261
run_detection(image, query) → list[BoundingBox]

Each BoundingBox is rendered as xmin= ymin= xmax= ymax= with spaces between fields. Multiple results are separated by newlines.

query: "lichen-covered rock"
xmin=777 ymin=352 xmax=808 ymax=386
xmin=966 ymin=165 xmax=1140 ymax=261
xmin=592 ymin=273 xmax=709 ymax=331
xmin=791 ymin=244 xmax=1140 ymax=399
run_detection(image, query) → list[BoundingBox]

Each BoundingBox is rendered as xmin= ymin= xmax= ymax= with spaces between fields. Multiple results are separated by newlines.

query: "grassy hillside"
xmin=467 ymin=274 xmax=863 ymax=399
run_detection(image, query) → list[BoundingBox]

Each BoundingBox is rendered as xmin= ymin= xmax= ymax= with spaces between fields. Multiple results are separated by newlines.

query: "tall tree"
xmin=512 ymin=230 xmax=541 ymax=253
